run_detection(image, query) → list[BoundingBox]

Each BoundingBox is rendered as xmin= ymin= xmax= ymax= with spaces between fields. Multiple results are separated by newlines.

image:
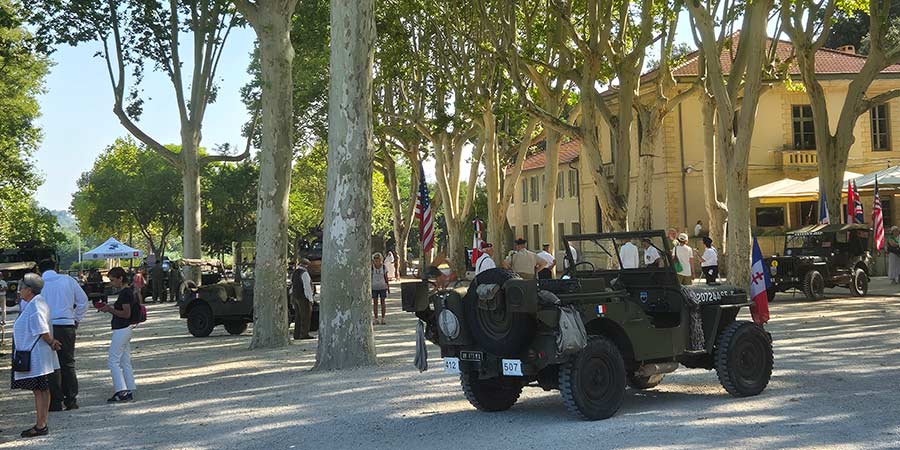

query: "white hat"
xmin=677 ymin=233 xmax=689 ymax=243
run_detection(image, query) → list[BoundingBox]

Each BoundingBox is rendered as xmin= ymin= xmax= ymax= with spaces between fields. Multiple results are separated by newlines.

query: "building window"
xmin=522 ymin=225 xmax=528 ymax=244
xmin=609 ymin=122 xmax=617 ymax=164
xmin=511 ymin=226 xmax=516 ymax=239
xmin=557 ymin=171 xmax=565 ymax=199
xmin=568 ymin=169 xmax=579 ymax=197
xmin=533 ymin=224 xmax=540 ymax=246
xmin=755 ymin=207 xmax=785 ymax=227
xmin=530 ymin=176 xmax=539 ymax=202
xmin=557 ymin=222 xmax=565 ymax=249
xmin=521 ymin=180 xmax=527 ymax=204
xmin=571 ymin=222 xmax=581 ymax=235
xmin=871 ymin=104 xmax=891 ymax=151
xmin=792 ymin=105 xmax=815 ymax=150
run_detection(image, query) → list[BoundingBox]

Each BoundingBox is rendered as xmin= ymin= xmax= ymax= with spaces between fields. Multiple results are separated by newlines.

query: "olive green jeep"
xmin=403 ymin=230 xmax=773 ymax=420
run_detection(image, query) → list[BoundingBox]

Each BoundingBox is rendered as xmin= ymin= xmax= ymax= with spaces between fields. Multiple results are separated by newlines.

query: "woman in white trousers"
xmin=99 ymin=267 xmax=138 ymax=402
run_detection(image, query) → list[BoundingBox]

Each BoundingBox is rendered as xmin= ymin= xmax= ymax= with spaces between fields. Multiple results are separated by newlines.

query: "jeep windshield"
xmin=564 ymin=232 xmax=671 ymax=276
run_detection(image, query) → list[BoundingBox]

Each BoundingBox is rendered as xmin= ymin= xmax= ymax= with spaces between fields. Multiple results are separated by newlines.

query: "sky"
xmin=33 ymin=28 xmax=258 ymax=211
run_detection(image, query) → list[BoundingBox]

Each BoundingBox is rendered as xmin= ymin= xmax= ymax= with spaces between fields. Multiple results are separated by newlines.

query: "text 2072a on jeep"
xmin=404 ymin=230 xmax=773 ymax=420
xmin=764 ymin=224 xmax=872 ymax=301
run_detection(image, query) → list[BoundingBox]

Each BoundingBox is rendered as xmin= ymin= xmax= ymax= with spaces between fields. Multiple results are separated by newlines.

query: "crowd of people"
xmin=10 ymin=261 xmax=141 ymax=438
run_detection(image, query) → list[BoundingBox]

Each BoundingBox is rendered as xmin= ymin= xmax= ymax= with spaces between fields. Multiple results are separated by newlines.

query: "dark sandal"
xmin=21 ymin=426 xmax=49 ymax=438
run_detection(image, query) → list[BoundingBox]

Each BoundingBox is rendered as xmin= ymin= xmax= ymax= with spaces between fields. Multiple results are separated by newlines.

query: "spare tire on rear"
xmin=463 ymin=269 xmax=536 ymax=356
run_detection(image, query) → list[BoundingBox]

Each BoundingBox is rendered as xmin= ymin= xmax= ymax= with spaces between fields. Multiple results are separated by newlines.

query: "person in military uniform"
xmin=502 ymin=237 xmax=546 ymax=280
xmin=290 ymin=258 xmax=315 ymax=340
xmin=150 ymin=262 xmax=166 ymax=303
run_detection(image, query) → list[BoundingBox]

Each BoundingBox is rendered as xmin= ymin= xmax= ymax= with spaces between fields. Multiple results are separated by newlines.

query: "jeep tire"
xmin=849 ymin=268 xmax=868 ymax=297
xmin=460 ymin=372 xmax=523 ymax=412
xmin=224 ymin=321 xmax=248 ymax=335
xmin=559 ymin=337 xmax=626 ymax=420
xmin=627 ymin=373 xmax=665 ymax=390
xmin=463 ymin=269 xmax=535 ymax=356
xmin=802 ymin=270 xmax=825 ymax=300
xmin=715 ymin=321 xmax=773 ymax=397
xmin=187 ymin=303 xmax=216 ymax=337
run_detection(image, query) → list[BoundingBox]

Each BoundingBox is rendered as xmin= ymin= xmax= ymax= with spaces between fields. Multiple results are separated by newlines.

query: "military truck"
xmin=178 ymin=262 xmax=318 ymax=337
xmin=764 ymin=224 xmax=872 ymax=301
xmin=403 ymin=230 xmax=773 ymax=420
xmin=0 ymin=242 xmax=57 ymax=307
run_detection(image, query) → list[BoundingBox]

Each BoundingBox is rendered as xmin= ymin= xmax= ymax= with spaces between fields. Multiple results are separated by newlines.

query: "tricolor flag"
xmin=819 ymin=189 xmax=830 ymax=224
xmin=415 ymin=163 xmax=435 ymax=253
xmin=749 ymin=237 xmax=771 ymax=325
xmin=853 ymin=180 xmax=864 ymax=224
xmin=846 ymin=180 xmax=856 ymax=224
xmin=471 ymin=219 xmax=484 ymax=266
xmin=873 ymin=176 xmax=885 ymax=251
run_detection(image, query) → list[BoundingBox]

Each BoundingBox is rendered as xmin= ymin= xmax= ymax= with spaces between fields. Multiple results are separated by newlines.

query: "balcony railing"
xmin=782 ymin=149 xmax=817 ymax=168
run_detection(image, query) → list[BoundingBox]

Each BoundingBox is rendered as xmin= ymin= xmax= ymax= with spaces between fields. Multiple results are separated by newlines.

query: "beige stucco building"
xmin=507 ymin=40 xmax=900 ymax=251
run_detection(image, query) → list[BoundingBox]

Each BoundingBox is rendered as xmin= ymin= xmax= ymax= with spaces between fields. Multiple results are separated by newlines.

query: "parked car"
xmin=764 ymin=223 xmax=872 ymax=300
xmin=404 ymin=230 xmax=773 ymax=420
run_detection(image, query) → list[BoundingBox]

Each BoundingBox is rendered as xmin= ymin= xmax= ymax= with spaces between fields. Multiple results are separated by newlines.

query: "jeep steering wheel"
xmin=566 ymin=261 xmax=595 ymax=278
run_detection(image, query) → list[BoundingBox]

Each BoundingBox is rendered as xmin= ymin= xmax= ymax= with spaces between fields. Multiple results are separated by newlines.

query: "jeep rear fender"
xmin=583 ymin=318 xmax=636 ymax=369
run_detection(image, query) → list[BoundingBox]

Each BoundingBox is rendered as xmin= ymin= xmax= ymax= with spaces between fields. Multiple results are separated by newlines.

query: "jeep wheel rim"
xmin=855 ymin=275 xmax=866 ymax=293
xmin=582 ymin=357 xmax=613 ymax=402
xmin=735 ymin=336 xmax=766 ymax=387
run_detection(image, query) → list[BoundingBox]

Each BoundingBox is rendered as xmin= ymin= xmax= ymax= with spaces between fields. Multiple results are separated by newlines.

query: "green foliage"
xmin=70 ymin=260 xmax=104 ymax=271
xmin=202 ymin=160 xmax=258 ymax=256
xmin=0 ymin=198 xmax=66 ymax=248
xmin=0 ymin=0 xmax=48 ymax=218
xmin=824 ymin=0 xmax=900 ymax=53
xmin=242 ymin=0 xmax=330 ymax=148
xmin=71 ymin=137 xmax=182 ymax=257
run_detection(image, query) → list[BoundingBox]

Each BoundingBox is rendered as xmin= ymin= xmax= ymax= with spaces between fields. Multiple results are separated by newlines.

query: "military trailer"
xmin=1 ymin=243 xmax=57 ymax=307
xmin=403 ymin=230 xmax=773 ymax=420
xmin=764 ymin=224 xmax=872 ymax=301
xmin=177 ymin=262 xmax=318 ymax=337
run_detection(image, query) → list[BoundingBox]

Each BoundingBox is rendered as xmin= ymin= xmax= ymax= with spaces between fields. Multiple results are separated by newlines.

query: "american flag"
xmin=415 ymin=163 xmax=434 ymax=253
xmin=853 ymin=180 xmax=864 ymax=224
xmin=873 ymin=176 xmax=885 ymax=251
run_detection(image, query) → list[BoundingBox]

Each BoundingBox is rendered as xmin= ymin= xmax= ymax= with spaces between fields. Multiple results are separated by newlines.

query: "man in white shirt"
xmin=290 ymin=258 xmax=316 ymax=340
xmin=694 ymin=220 xmax=703 ymax=237
xmin=673 ymin=233 xmax=695 ymax=285
xmin=536 ymin=243 xmax=556 ymax=279
xmin=474 ymin=242 xmax=496 ymax=275
xmin=642 ymin=239 xmax=662 ymax=267
xmin=619 ymin=240 xmax=640 ymax=269
xmin=39 ymin=259 xmax=88 ymax=411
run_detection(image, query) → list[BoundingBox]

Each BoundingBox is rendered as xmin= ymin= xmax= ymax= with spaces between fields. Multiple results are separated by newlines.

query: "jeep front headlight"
xmin=438 ymin=309 xmax=460 ymax=339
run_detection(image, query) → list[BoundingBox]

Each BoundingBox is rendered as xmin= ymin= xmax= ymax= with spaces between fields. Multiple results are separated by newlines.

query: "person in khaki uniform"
xmin=502 ymin=238 xmax=546 ymax=279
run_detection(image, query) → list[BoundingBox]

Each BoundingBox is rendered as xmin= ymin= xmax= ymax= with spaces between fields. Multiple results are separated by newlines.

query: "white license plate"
xmin=443 ymin=357 xmax=460 ymax=374
xmin=501 ymin=359 xmax=523 ymax=376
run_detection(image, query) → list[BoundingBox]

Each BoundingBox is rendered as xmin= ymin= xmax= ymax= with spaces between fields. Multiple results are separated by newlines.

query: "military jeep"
xmin=404 ymin=230 xmax=773 ymax=420
xmin=764 ymin=224 xmax=872 ymax=301
xmin=178 ymin=263 xmax=318 ymax=337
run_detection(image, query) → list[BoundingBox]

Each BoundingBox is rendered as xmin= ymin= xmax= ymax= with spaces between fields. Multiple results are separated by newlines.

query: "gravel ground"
xmin=1 ymin=278 xmax=899 ymax=450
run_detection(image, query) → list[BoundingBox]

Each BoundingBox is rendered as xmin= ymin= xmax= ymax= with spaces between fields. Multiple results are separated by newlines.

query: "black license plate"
xmin=459 ymin=351 xmax=483 ymax=362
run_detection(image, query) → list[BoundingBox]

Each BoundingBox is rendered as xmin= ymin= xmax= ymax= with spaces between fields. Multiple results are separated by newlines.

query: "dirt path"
xmin=1 ymin=279 xmax=899 ymax=449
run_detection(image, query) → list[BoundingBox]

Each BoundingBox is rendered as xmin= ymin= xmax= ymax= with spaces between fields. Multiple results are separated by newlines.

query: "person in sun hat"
xmin=672 ymin=233 xmax=695 ymax=285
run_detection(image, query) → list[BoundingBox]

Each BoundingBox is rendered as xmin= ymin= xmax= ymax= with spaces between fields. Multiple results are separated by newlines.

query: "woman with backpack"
xmin=98 ymin=267 xmax=139 ymax=402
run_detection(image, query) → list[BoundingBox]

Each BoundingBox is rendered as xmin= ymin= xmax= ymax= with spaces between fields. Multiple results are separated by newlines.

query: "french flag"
xmin=749 ymin=237 xmax=771 ymax=325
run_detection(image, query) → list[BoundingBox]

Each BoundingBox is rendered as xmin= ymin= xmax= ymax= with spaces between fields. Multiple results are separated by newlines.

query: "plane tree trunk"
xmin=315 ymin=0 xmax=378 ymax=369
xmin=233 ymin=0 xmax=299 ymax=349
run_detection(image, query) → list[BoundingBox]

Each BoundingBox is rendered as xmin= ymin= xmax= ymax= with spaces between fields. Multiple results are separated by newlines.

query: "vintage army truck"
xmin=403 ymin=230 xmax=773 ymax=420
xmin=764 ymin=223 xmax=872 ymax=301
